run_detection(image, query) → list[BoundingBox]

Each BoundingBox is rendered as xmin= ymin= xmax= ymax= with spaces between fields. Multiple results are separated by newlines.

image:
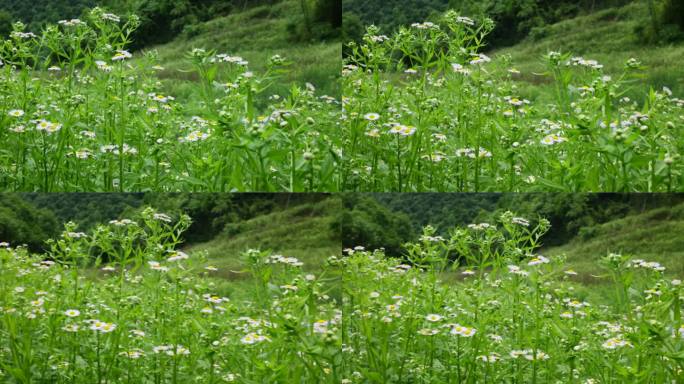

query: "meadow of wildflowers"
xmin=1 ymin=7 xmax=682 ymax=192
xmin=2 ymin=205 xmax=682 ymax=383
xmin=341 ymin=212 xmax=684 ymax=383
xmin=341 ymin=11 xmax=683 ymax=192
xmin=0 ymin=207 xmax=342 ymax=383
xmin=0 ymin=8 xmax=340 ymax=192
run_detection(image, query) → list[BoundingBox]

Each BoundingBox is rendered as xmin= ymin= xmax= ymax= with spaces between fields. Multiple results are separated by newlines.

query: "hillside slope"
xmin=188 ymin=196 xmax=341 ymax=280
xmin=546 ymin=202 xmax=684 ymax=283
xmin=494 ymin=1 xmax=684 ymax=101
xmin=149 ymin=0 xmax=341 ymax=102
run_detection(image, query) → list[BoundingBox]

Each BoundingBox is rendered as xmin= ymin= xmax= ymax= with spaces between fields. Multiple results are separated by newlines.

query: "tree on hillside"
xmin=0 ymin=195 xmax=59 ymax=251
xmin=0 ymin=9 xmax=11 ymax=37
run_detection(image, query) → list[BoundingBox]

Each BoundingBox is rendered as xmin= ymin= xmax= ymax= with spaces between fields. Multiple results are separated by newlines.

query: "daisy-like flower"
xmin=456 ymin=16 xmax=475 ymax=26
xmin=241 ymin=333 xmax=270 ymax=345
xmin=152 ymin=94 xmax=169 ymax=103
xmin=602 ymin=337 xmax=632 ymax=350
xmin=35 ymin=120 xmax=62 ymax=134
xmin=148 ymin=261 xmax=168 ymax=272
xmin=510 ymin=349 xmax=529 ymax=359
xmin=119 ymin=350 xmax=145 ymax=359
xmin=411 ymin=22 xmax=438 ymax=30
xmin=452 ymin=63 xmax=471 ymax=75
xmin=204 ymin=294 xmax=226 ymax=304
xmin=153 ymin=213 xmax=172 ymax=222
xmin=30 ymin=299 xmax=44 ymax=307
xmin=95 ymin=60 xmax=112 ymax=72
xmin=313 ymin=320 xmax=330 ymax=334
xmin=101 ymin=13 xmax=121 ymax=22
xmin=74 ymin=150 xmax=91 ymax=159
xmin=388 ymin=124 xmax=416 ymax=136
xmin=167 ymin=251 xmax=189 ymax=262
xmin=674 ymin=325 xmax=684 ymax=338
xmin=181 ymin=130 xmax=210 ymax=143
xmin=365 ymin=128 xmax=381 ymax=138
xmin=468 ymin=223 xmax=493 ymax=230
xmin=63 ymin=324 xmax=80 ymax=332
xmin=130 ymin=329 xmax=146 ymax=337
xmin=507 ymin=265 xmax=529 ymax=277
xmin=418 ymin=328 xmax=439 ymax=336
xmin=425 ymin=314 xmax=443 ymax=322
xmin=540 ymin=134 xmax=568 ymax=145
xmin=477 ymin=353 xmax=500 ymax=363
xmin=560 ymin=312 xmax=574 ymax=319
xmin=12 ymin=31 xmax=37 ymax=39
xmin=90 ymin=320 xmax=117 ymax=333
xmin=524 ymin=351 xmax=550 ymax=361
xmin=469 ymin=53 xmax=491 ymax=65
xmin=508 ymin=97 xmax=524 ymax=106
xmin=399 ymin=125 xmax=416 ymax=136
xmin=153 ymin=345 xmax=171 ymax=354
xmin=449 ymin=324 xmax=477 ymax=337
xmin=205 ymin=265 xmax=218 ymax=272
xmin=166 ymin=345 xmax=191 ymax=356
xmin=112 ymin=50 xmax=132 ymax=61
xmin=280 ymin=284 xmax=298 ymax=292
xmin=64 ymin=309 xmax=80 ymax=318
xmin=8 ymin=109 xmax=24 ymax=117
xmin=528 ymin=255 xmax=550 ymax=266
xmin=364 ymin=113 xmax=380 ymax=121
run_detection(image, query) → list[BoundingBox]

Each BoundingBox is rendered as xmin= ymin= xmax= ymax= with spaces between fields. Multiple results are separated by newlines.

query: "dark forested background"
xmin=342 ymin=194 xmax=684 ymax=254
xmin=3 ymin=193 xmax=682 ymax=256
xmin=342 ymin=0 xmax=684 ymax=49
xmin=0 ymin=0 xmax=341 ymax=47
xmin=1 ymin=194 xmax=331 ymax=251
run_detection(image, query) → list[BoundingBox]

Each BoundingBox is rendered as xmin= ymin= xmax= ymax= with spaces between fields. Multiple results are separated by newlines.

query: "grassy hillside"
xmin=188 ymin=196 xmax=341 ymax=280
xmin=546 ymin=202 xmax=684 ymax=284
xmin=494 ymin=1 xmax=684 ymax=102
xmin=148 ymin=0 xmax=341 ymax=106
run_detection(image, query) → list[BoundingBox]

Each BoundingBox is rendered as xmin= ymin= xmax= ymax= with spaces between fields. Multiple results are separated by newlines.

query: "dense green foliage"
xmin=342 ymin=0 xmax=682 ymax=51
xmin=194 ymin=196 xmax=341 ymax=276
xmin=353 ymin=194 xmax=684 ymax=253
xmin=0 ymin=211 xmax=343 ymax=383
xmin=0 ymin=0 xmax=340 ymax=47
xmin=0 ymin=194 xmax=334 ymax=252
xmin=343 ymin=221 xmax=684 ymax=382
xmin=340 ymin=194 xmax=413 ymax=256
xmin=0 ymin=0 xmax=98 ymax=31
xmin=0 ymin=194 xmax=58 ymax=251
xmin=548 ymin=202 xmax=684 ymax=281
xmin=342 ymin=0 xmax=449 ymax=44
xmin=342 ymin=14 xmax=683 ymax=192
xmin=24 ymin=193 xmax=145 ymax=232
xmin=0 ymin=9 xmax=340 ymax=192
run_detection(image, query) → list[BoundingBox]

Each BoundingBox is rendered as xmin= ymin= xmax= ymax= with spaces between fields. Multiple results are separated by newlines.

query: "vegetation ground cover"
xmin=341 ymin=213 xmax=684 ymax=383
xmin=341 ymin=10 xmax=683 ymax=192
xmin=0 ymin=207 xmax=343 ymax=383
xmin=0 ymin=7 xmax=340 ymax=192
xmin=3 ymin=207 xmax=681 ymax=382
